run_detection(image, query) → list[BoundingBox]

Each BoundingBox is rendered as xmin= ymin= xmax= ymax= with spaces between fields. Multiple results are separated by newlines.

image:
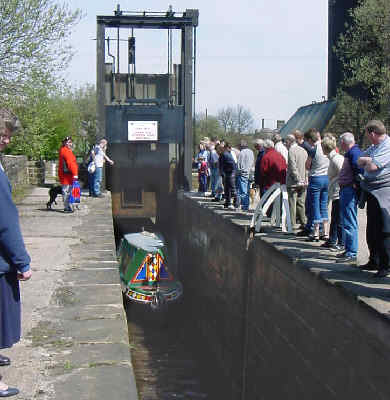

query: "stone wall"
xmin=27 ymin=160 xmax=45 ymax=185
xmin=178 ymin=193 xmax=390 ymax=400
xmin=45 ymin=161 xmax=58 ymax=180
xmin=0 ymin=154 xmax=28 ymax=187
xmin=0 ymin=155 xmax=49 ymax=187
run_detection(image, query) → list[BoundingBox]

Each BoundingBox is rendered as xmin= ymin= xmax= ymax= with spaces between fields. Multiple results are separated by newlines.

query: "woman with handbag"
xmin=0 ymin=108 xmax=32 ymax=397
xmin=58 ymin=136 xmax=78 ymax=213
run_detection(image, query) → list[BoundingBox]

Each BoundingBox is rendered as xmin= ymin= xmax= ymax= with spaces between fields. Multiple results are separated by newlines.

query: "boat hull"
xmin=121 ymin=281 xmax=183 ymax=305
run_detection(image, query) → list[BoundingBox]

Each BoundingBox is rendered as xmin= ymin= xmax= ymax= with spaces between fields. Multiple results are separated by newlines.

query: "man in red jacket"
xmin=58 ymin=136 xmax=78 ymax=213
xmin=259 ymin=139 xmax=287 ymax=194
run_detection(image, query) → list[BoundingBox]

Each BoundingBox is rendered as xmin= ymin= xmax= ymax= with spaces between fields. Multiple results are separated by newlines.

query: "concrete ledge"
xmin=3 ymin=188 xmax=138 ymax=400
xmin=178 ymin=191 xmax=390 ymax=400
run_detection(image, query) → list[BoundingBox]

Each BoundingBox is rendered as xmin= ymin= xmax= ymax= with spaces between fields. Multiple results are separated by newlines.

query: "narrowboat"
xmin=118 ymin=231 xmax=183 ymax=309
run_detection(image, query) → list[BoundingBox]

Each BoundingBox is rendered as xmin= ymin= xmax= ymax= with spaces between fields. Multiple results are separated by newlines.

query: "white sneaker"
xmin=228 ymin=205 xmax=235 ymax=210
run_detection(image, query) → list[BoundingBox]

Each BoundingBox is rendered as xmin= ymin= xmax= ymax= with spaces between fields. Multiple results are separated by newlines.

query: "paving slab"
xmin=62 ymin=269 xmax=120 ymax=285
xmin=51 ymin=365 xmax=138 ymax=400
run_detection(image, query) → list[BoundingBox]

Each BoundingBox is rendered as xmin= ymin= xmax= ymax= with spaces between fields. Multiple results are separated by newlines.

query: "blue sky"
xmin=65 ymin=0 xmax=328 ymax=129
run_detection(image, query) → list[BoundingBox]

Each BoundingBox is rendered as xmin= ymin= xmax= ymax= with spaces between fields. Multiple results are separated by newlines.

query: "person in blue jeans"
xmin=303 ymin=129 xmax=329 ymax=241
xmin=321 ymin=135 xmax=345 ymax=251
xmin=336 ymin=132 xmax=363 ymax=264
xmin=89 ymin=139 xmax=114 ymax=197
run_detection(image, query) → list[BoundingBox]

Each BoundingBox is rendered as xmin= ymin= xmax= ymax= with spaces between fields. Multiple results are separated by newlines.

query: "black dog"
xmin=46 ymin=185 xmax=62 ymax=209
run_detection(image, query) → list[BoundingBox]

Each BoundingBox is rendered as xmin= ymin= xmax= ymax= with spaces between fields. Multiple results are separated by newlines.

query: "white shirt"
xmin=275 ymin=141 xmax=288 ymax=163
xmin=93 ymin=145 xmax=105 ymax=168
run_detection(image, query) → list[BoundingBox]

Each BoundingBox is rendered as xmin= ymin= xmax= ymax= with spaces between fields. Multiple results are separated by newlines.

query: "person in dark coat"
xmin=220 ymin=142 xmax=237 ymax=209
xmin=253 ymin=139 xmax=265 ymax=189
xmin=0 ymin=108 xmax=32 ymax=397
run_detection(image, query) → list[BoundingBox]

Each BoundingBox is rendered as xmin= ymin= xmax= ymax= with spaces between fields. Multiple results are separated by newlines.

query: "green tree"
xmin=4 ymin=83 xmax=97 ymax=160
xmin=4 ymin=86 xmax=80 ymax=160
xmin=194 ymin=112 xmax=223 ymax=150
xmin=327 ymin=90 xmax=375 ymax=146
xmin=71 ymin=84 xmax=97 ymax=158
xmin=0 ymin=0 xmax=82 ymax=98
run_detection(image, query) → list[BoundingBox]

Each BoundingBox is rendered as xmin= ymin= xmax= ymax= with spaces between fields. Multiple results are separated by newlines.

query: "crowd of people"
xmin=195 ymin=119 xmax=390 ymax=278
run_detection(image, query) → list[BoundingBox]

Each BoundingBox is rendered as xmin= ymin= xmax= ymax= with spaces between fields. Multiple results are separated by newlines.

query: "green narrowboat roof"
xmin=123 ymin=232 xmax=164 ymax=253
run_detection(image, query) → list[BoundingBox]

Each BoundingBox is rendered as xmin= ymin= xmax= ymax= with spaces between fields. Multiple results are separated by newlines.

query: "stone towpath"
xmin=2 ymin=186 xmax=138 ymax=400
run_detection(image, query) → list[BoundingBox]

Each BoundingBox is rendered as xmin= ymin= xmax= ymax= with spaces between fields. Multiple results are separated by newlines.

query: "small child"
xmin=198 ymin=155 xmax=209 ymax=195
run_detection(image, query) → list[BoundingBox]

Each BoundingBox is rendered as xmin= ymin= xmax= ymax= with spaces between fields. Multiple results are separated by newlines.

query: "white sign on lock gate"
xmin=128 ymin=121 xmax=158 ymax=141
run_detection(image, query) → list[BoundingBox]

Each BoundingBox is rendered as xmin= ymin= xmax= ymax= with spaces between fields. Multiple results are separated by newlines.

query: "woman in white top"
xmin=321 ymin=135 xmax=345 ymax=250
xmin=304 ymin=128 xmax=330 ymax=241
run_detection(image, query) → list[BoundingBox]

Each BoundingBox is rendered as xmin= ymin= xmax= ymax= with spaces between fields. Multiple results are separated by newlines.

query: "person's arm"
xmin=359 ymin=142 xmax=390 ymax=173
xmin=348 ymin=147 xmax=364 ymax=176
xmin=64 ymin=150 xmax=78 ymax=180
xmin=305 ymin=145 xmax=316 ymax=170
xmin=305 ymin=157 xmax=312 ymax=171
xmin=18 ymin=270 xmax=32 ymax=280
xmin=0 ymin=171 xmax=31 ymax=274
xmin=103 ymin=153 xmax=114 ymax=165
xmin=357 ymin=156 xmax=378 ymax=172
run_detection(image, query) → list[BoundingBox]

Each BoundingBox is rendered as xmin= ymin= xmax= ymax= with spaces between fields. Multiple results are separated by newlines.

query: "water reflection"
xmin=126 ymin=299 xmax=214 ymax=399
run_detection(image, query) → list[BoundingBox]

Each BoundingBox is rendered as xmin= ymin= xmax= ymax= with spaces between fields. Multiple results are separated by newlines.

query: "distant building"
xmin=257 ymin=128 xmax=275 ymax=140
xmin=328 ymin=0 xmax=359 ymax=99
xmin=276 ymin=120 xmax=285 ymax=130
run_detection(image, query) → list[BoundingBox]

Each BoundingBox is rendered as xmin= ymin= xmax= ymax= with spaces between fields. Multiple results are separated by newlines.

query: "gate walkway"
xmin=2 ymin=186 xmax=138 ymax=400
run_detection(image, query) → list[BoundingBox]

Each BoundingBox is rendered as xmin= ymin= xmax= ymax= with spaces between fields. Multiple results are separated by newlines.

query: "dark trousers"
xmin=366 ymin=192 xmax=389 ymax=267
xmin=198 ymin=174 xmax=207 ymax=193
xmin=329 ymin=199 xmax=344 ymax=245
xmin=224 ymin=172 xmax=236 ymax=206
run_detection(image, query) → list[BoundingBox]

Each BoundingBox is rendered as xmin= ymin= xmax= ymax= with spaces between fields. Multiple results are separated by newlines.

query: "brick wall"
xmin=178 ymin=193 xmax=390 ymax=400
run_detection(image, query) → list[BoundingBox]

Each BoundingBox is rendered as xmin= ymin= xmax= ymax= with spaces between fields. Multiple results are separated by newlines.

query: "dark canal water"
xmin=125 ymin=298 xmax=219 ymax=400
xmin=116 ymin=220 xmax=225 ymax=400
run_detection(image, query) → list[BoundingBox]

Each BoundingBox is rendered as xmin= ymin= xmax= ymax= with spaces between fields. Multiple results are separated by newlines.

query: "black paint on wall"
xmin=328 ymin=0 xmax=359 ymax=99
